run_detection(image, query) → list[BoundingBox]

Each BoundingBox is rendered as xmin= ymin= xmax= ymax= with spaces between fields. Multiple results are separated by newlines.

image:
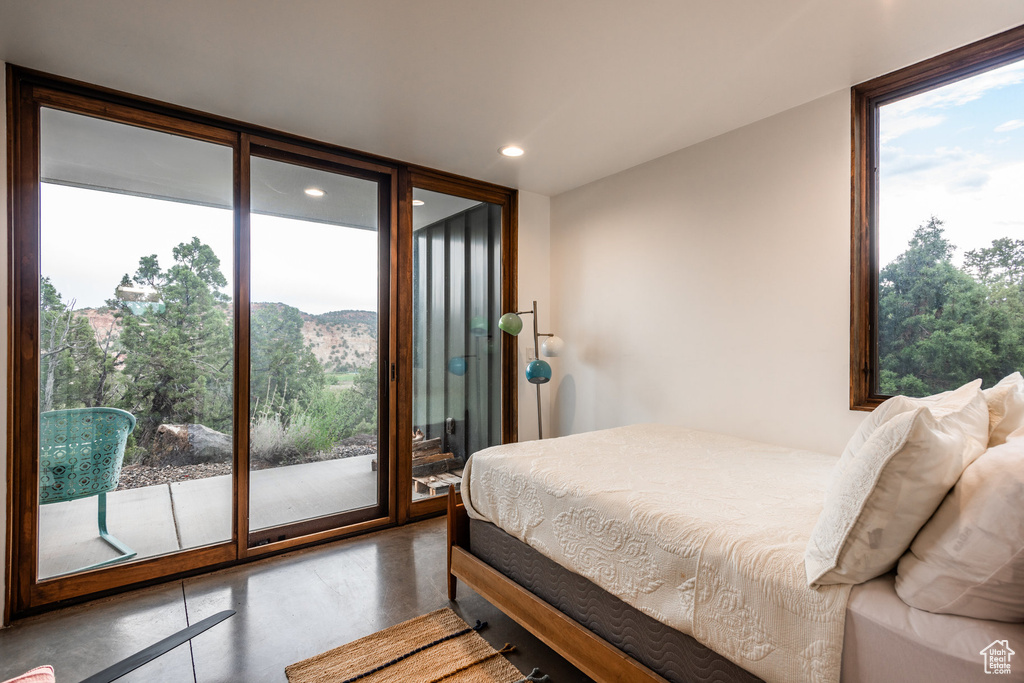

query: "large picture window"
xmin=851 ymin=25 xmax=1024 ymax=409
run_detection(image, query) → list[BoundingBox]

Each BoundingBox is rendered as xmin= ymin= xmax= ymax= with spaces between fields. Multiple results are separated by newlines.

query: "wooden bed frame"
xmin=446 ymin=488 xmax=670 ymax=683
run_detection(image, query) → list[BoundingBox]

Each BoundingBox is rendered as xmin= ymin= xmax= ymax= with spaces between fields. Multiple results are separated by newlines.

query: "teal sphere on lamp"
xmin=498 ymin=312 xmax=523 ymax=336
xmin=525 ymin=359 xmax=552 ymax=384
xmin=447 ymin=357 xmax=467 ymax=376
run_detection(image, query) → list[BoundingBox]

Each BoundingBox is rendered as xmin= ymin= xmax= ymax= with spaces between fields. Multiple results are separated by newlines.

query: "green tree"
xmin=39 ymin=277 xmax=106 ymax=411
xmin=963 ymin=237 xmax=1024 ymax=379
xmin=965 ymin=238 xmax=1024 ymax=288
xmin=306 ymin=362 xmax=378 ymax=449
xmin=250 ymin=303 xmax=324 ymax=419
xmin=878 ymin=217 xmax=1024 ymax=395
xmin=118 ymin=237 xmax=233 ymax=440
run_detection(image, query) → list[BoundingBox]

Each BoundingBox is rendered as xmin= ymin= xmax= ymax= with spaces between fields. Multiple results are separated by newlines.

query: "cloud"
xmin=994 ymin=119 xmax=1024 ymax=133
xmin=879 ymin=112 xmax=944 ymax=144
xmin=882 ymin=146 xmax=992 ymax=193
xmin=881 ymin=60 xmax=1024 ymax=143
xmin=881 ymin=146 xmax=970 ymax=177
xmin=906 ymin=60 xmax=1024 ymax=110
xmin=950 ymin=170 xmax=990 ymax=192
xmin=878 ymin=158 xmax=1024 ymax=267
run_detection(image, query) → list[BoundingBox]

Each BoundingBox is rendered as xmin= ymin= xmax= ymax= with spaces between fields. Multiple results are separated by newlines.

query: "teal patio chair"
xmin=39 ymin=407 xmax=138 ymax=570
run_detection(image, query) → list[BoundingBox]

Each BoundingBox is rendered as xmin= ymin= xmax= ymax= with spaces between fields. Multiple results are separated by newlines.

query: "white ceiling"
xmin=2 ymin=1 xmax=1023 ymax=196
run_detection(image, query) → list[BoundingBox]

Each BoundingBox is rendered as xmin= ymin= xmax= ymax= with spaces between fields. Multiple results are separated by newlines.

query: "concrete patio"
xmin=38 ymin=455 xmax=379 ymax=579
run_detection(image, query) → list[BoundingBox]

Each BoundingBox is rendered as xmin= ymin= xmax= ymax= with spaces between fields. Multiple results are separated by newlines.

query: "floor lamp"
xmin=498 ymin=301 xmax=563 ymax=439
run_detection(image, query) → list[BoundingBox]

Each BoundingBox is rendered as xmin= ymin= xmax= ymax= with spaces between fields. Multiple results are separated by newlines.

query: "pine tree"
xmin=878 ymin=217 xmax=1024 ymax=395
xmin=39 ymin=277 xmax=105 ymax=411
xmin=250 ymin=303 xmax=324 ymax=419
xmin=118 ymin=238 xmax=233 ymax=440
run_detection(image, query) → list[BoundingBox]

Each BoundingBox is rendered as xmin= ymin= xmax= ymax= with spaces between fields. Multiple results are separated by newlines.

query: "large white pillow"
xmin=895 ymin=430 xmax=1024 ymax=621
xmin=983 ymin=372 xmax=1024 ymax=447
xmin=806 ymin=381 xmax=989 ymax=586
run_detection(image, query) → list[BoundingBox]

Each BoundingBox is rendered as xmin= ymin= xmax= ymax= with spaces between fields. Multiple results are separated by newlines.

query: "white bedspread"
xmin=462 ymin=424 xmax=851 ymax=683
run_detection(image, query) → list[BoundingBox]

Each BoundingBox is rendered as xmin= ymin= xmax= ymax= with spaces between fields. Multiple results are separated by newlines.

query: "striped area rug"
xmin=285 ymin=608 xmax=528 ymax=683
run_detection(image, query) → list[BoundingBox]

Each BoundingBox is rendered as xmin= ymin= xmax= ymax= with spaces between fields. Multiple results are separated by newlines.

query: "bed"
xmin=445 ymin=423 xmax=1024 ymax=683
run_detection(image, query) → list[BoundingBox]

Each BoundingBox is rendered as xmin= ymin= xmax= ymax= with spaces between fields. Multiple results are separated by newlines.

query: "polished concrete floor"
xmin=0 ymin=517 xmax=593 ymax=683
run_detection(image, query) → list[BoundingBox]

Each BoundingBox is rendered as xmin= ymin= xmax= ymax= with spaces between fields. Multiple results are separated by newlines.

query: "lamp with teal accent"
xmin=447 ymin=356 xmax=468 ymax=376
xmin=498 ymin=300 xmax=561 ymax=439
xmin=526 ymin=359 xmax=552 ymax=384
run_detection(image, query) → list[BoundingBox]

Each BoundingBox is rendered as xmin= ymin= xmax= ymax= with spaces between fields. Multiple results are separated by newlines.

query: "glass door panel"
xmin=249 ymin=155 xmax=382 ymax=536
xmin=38 ymin=107 xmax=235 ymax=578
xmin=411 ymin=189 xmax=502 ymax=501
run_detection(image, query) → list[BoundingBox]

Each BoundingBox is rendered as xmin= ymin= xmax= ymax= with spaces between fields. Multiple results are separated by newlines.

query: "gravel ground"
xmin=116 ymin=434 xmax=379 ymax=491
xmin=116 ymin=463 xmax=231 ymax=490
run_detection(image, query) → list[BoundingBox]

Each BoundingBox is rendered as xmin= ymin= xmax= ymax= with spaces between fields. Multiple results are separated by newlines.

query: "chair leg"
xmin=87 ymin=491 xmax=137 ymax=570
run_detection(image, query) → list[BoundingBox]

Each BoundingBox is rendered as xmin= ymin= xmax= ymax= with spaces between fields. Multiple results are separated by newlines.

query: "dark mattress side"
xmin=468 ymin=518 xmax=763 ymax=683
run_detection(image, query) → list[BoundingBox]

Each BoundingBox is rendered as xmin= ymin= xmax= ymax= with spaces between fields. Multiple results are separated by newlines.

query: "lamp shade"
xmin=541 ymin=335 xmax=564 ymax=357
xmin=498 ymin=312 xmax=523 ymax=336
xmin=525 ymin=359 xmax=552 ymax=384
xmin=447 ymin=357 xmax=467 ymax=376
xmin=470 ymin=315 xmax=489 ymax=336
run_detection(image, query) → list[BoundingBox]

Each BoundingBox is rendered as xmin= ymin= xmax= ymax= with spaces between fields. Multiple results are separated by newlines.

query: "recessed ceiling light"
xmin=499 ymin=145 xmax=524 ymax=157
xmin=412 ymin=199 xmax=425 ymax=206
xmin=304 ymin=187 xmax=325 ymax=197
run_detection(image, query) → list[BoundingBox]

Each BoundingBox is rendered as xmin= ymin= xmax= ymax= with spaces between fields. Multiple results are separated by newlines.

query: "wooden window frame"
xmin=851 ymin=24 xmax=1024 ymax=410
xmin=4 ymin=65 xmax=518 ymax=620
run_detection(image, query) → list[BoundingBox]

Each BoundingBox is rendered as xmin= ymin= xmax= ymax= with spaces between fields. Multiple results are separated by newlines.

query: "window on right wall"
xmin=851 ymin=25 xmax=1024 ymax=410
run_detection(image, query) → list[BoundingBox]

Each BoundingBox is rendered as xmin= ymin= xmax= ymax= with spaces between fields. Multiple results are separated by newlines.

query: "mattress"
xmin=843 ymin=574 xmax=1024 ymax=682
xmin=462 ymin=424 xmax=851 ymax=683
xmin=471 ymin=519 xmax=1024 ymax=683
xmin=469 ymin=518 xmax=763 ymax=683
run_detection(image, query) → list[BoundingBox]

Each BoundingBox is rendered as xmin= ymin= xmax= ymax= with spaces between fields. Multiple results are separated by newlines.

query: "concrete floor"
xmin=39 ymin=456 xmax=381 ymax=579
xmin=0 ymin=517 xmax=592 ymax=683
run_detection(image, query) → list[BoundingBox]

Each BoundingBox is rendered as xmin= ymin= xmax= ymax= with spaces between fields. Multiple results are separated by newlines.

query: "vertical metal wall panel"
xmin=413 ymin=232 xmax=428 ymax=430
xmin=428 ymin=228 xmax=448 ymax=439
xmin=447 ymin=215 xmax=467 ymax=459
xmin=488 ymin=203 xmax=502 ymax=447
xmin=413 ymin=203 xmax=501 ymax=464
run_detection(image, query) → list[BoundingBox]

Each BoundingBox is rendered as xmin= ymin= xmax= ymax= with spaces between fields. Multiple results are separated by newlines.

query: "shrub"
xmin=305 ymin=365 xmax=377 ymax=451
xmin=249 ymin=411 xmax=316 ymax=465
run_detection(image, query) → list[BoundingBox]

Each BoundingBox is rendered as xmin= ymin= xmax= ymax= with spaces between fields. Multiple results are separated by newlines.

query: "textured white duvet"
xmin=462 ymin=424 xmax=851 ymax=683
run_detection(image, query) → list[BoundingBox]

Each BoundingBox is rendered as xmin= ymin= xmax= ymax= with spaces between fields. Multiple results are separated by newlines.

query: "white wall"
xmin=549 ymin=89 xmax=865 ymax=456
xmin=515 ymin=191 xmax=552 ymax=442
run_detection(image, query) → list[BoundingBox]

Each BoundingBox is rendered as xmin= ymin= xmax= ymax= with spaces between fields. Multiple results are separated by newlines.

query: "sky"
xmin=879 ymin=59 xmax=1024 ymax=267
xmin=41 ymin=184 xmax=379 ymax=313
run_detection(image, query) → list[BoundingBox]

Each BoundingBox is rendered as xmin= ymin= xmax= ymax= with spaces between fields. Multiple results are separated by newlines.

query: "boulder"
xmin=146 ymin=423 xmax=232 ymax=467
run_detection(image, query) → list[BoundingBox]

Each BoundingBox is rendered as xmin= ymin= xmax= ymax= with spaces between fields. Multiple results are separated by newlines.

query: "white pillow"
xmin=895 ymin=430 xmax=1024 ymax=621
xmin=806 ymin=381 xmax=989 ymax=586
xmin=838 ymin=380 xmax=984 ymax=465
xmin=983 ymin=372 xmax=1024 ymax=447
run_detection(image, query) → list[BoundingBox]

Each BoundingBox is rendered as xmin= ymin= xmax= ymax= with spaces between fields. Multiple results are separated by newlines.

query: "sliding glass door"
xmin=37 ymin=108 xmax=236 ymax=578
xmin=8 ymin=78 xmax=397 ymax=614
xmin=411 ymin=189 xmax=502 ymax=502
xmin=406 ymin=174 xmax=518 ymax=518
xmin=248 ymin=150 xmax=389 ymax=544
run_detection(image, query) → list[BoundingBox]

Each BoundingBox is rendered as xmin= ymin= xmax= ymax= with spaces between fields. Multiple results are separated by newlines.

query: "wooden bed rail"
xmin=445 ymin=487 xmax=670 ymax=683
xmin=447 ymin=486 xmax=470 ymax=599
